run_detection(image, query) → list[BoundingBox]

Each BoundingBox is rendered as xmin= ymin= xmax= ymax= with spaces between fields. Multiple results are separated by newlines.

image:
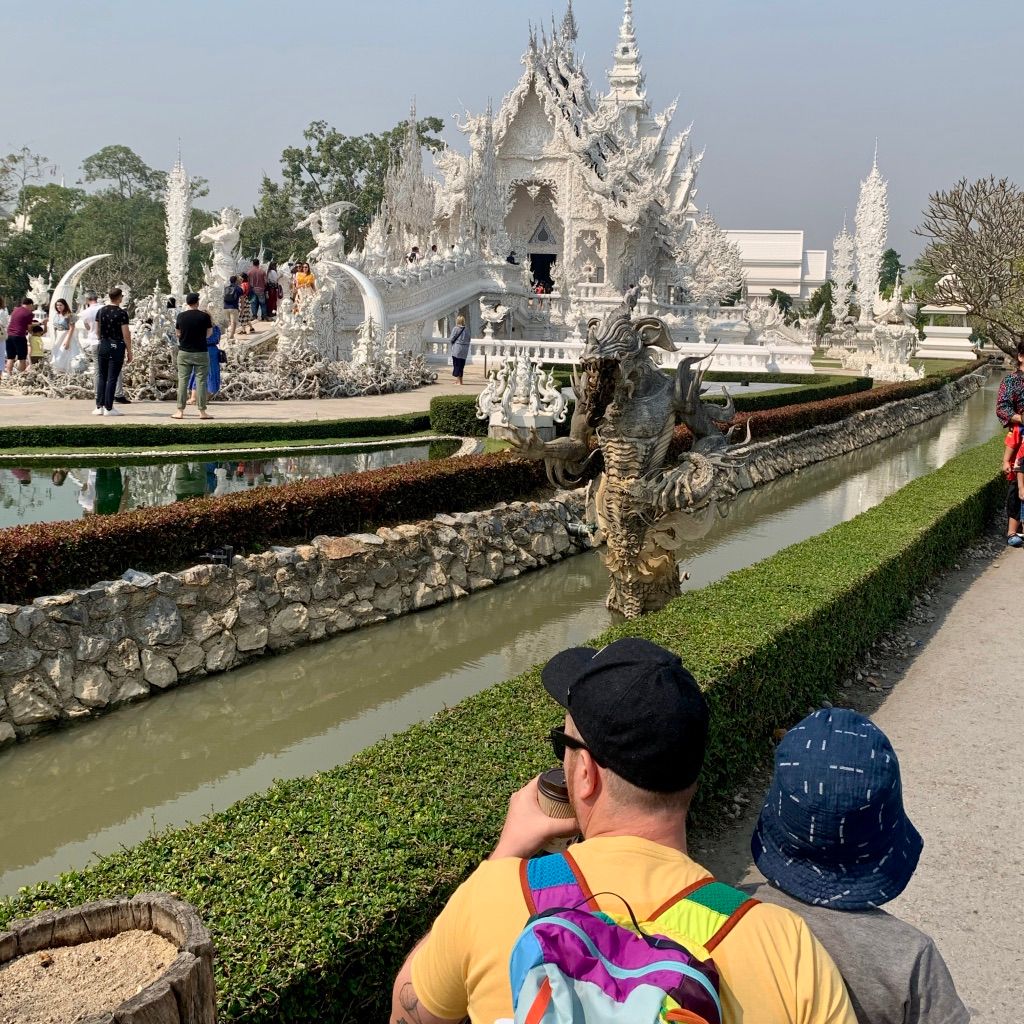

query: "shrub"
xmin=0 ymin=435 xmax=1004 ymax=1022
xmin=0 ymin=453 xmax=546 ymax=605
xmin=0 ymin=413 xmax=432 ymax=453
xmin=429 ymin=394 xmax=488 ymax=437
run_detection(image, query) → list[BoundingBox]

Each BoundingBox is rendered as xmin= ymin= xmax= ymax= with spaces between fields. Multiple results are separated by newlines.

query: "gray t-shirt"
xmin=748 ymin=884 xmax=970 ymax=1024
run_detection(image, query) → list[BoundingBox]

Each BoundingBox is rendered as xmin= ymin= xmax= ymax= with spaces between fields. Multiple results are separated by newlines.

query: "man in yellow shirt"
xmin=391 ymin=639 xmax=857 ymax=1024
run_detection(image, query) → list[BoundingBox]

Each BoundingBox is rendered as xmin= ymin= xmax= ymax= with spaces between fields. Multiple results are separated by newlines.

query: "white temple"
xmin=322 ymin=0 xmax=818 ymax=372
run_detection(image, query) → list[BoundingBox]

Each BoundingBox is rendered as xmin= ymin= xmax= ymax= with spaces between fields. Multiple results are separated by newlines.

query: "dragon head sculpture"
xmin=573 ymin=305 xmax=676 ymax=427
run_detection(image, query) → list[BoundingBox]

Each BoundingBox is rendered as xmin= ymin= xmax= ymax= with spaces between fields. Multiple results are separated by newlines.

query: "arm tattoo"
xmin=396 ymin=982 xmax=424 ymax=1024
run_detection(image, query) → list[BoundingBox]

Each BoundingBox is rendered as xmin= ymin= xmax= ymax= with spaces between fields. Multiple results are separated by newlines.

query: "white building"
xmin=724 ymin=230 xmax=828 ymax=302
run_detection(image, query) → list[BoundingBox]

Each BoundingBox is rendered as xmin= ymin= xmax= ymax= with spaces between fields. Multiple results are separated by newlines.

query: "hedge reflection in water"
xmin=0 ymin=383 xmax=1001 ymax=895
xmin=0 ymin=442 xmax=458 ymax=530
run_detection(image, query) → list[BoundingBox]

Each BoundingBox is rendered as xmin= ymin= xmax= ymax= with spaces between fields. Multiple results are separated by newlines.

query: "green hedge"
xmin=431 ymin=375 xmax=872 ymax=434
xmin=429 ymin=394 xmax=488 ymax=437
xmin=0 ymin=434 xmax=1004 ymax=1023
xmin=0 ymin=413 xmax=432 ymax=453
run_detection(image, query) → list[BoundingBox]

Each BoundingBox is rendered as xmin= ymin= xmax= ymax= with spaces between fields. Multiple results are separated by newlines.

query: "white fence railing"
xmin=425 ymin=337 xmax=816 ymax=374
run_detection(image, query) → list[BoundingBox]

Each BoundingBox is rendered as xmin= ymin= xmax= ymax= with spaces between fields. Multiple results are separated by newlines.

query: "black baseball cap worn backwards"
xmin=542 ymin=637 xmax=709 ymax=793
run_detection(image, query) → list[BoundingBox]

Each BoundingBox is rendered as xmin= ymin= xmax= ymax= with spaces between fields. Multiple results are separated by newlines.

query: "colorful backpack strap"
xmin=656 ymin=878 xmax=760 ymax=953
xmin=520 ymin=850 xmax=597 ymax=917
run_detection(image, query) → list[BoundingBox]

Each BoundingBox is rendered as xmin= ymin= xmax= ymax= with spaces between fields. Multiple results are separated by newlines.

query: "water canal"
xmin=0 ymin=381 xmax=1001 ymax=895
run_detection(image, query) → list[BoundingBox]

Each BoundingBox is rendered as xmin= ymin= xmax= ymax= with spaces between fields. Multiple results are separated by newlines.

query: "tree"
xmin=879 ymin=248 xmax=905 ymax=294
xmin=81 ymin=145 xmax=166 ymax=200
xmin=0 ymin=184 xmax=84 ymax=301
xmin=277 ymin=115 xmax=445 ymax=247
xmin=915 ymin=176 xmax=1024 ymax=357
xmin=0 ymin=147 xmax=52 ymax=207
xmin=806 ymin=281 xmax=834 ymax=337
xmin=239 ymin=177 xmax=314 ymax=265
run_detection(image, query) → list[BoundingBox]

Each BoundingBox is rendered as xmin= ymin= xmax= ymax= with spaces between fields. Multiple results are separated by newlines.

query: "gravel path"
xmin=694 ymin=532 xmax=1021 ymax=1021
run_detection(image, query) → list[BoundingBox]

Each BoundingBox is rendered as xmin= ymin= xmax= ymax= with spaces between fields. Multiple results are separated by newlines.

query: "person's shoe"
xmin=104 ymin=407 xmax=122 ymax=417
xmin=114 ymin=395 xmax=131 ymax=404
xmin=91 ymin=407 xmax=105 ymax=416
xmin=1007 ymin=535 xmax=1023 ymax=547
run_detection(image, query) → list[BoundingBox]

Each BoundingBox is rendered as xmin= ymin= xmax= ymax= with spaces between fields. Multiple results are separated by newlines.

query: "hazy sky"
xmin=5 ymin=0 xmax=1023 ymax=261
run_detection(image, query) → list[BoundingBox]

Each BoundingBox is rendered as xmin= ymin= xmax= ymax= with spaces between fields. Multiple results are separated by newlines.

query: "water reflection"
xmin=0 ymin=383 xmax=1000 ymax=894
xmin=0 ymin=443 xmax=454 ymax=529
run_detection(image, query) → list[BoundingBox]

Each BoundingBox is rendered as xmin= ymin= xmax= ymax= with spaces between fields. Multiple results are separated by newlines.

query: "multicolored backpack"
xmin=509 ymin=851 xmax=758 ymax=1024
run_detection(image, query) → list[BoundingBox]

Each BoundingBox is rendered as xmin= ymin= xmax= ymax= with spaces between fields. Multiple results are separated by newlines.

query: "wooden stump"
xmin=0 ymin=892 xmax=217 ymax=1023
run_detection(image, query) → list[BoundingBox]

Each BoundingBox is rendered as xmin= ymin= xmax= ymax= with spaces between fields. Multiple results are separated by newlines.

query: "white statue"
xmin=165 ymin=155 xmax=191 ymax=302
xmin=477 ymin=352 xmax=568 ymax=441
xmin=297 ymin=201 xmax=356 ymax=267
xmin=27 ymin=275 xmax=50 ymax=307
xmin=855 ymin=148 xmax=889 ymax=324
xmin=197 ymin=207 xmax=242 ymax=290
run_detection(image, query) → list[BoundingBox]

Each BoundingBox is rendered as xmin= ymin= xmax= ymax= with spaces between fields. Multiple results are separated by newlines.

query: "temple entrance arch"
xmin=506 ymin=180 xmax=563 ymax=292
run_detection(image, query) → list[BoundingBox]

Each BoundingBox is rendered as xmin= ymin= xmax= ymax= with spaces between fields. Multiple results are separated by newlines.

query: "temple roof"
xmin=462 ymin=1 xmax=700 ymax=241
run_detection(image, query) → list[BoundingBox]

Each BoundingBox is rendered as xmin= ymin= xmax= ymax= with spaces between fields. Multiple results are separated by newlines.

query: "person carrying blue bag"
xmin=188 ymin=323 xmax=223 ymax=407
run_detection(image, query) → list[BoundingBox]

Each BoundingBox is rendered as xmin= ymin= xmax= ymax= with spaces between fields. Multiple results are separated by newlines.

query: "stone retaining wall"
xmin=0 ymin=497 xmax=590 ymax=743
xmin=0 ymin=375 xmax=984 ymax=745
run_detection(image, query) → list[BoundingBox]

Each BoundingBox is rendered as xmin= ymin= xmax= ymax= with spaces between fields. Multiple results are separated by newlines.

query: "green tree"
xmin=879 ymin=248 xmax=905 ymax=295
xmin=806 ymin=280 xmax=834 ymax=337
xmin=275 ymin=115 xmax=445 ymax=249
xmin=80 ymin=145 xmax=166 ymax=200
xmin=0 ymin=147 xmax=52 ymax=207
xmin=0 ymin=184 xmax=84 ymax=301
xmin=238 ymin=177 xmax=314 ymax=265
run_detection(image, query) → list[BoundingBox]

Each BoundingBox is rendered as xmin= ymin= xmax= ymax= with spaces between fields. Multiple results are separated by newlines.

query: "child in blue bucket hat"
xmin=748 ymin=708 xmax=969 ymax=1023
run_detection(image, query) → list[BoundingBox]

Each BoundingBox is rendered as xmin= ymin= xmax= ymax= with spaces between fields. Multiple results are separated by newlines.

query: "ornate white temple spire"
xmin=164 ymin=150 xmax=190 ymax=303
xmin=831 ymin=214 xmax=855 ymax=326
xmin=854 ymin=149 xmax=889 ymax=324
xmin=561 ymin=0 xmax=578 ymax=43
xmin=607 ymin=0 xmax=648 ymax=128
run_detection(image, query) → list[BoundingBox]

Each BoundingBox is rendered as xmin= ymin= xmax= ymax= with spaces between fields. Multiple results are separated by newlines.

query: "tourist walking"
xmin=223 ymin=275 xmax=242 ymax=340
xmin=173 ymin=292 xmax=213 ymax=420
xmin=94 ymin=288 xmax=132 ymax=416
xmin=237 ymin=273 xmax=255 ymax=335
xmin=748 ymin=708 xmax=969 ymax=1024
xmin=248 ymin=258 xmax=268 ymax=321
xmin=79 ymin=291 xmax=101 ymax=351
xmin=188 ymin=323 xmax=223 ymax=405
xmin=447 ymin=314 xmax=471 ymax=385
xmin=266 ymin=261 xmax=280 ymax=319
xmin=3 ymin=298 xmax=35 ymax=381
xmin=50 ymin=298 xmax=78 ymax=373
xmin=390 ymin=638 xmax=857 ymax=1024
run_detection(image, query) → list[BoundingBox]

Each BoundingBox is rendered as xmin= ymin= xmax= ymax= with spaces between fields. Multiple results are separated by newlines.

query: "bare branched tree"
xmin=915 ymin=176 xmax=1024 ymax=356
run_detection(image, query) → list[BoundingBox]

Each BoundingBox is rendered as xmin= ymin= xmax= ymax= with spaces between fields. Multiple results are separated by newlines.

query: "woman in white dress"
xmin=50 ymin=298 xmax=79 ymax=373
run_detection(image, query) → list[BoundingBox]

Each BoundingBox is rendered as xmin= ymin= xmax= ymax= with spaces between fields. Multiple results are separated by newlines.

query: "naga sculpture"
xmin=515 ymin=305 xmax=749 ymax=618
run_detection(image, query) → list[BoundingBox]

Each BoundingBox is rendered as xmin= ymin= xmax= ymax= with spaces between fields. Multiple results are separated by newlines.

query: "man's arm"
xmin=390 ymin=939 xmax=463 ymax=1024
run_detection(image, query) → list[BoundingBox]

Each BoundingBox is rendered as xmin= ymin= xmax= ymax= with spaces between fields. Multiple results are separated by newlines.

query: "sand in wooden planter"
xmin=0 ymin=930 xmax=177 ymax=1024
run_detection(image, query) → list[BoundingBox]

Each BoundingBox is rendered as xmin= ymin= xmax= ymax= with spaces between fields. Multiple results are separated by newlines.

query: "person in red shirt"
xmin=248 ymin=259 xmax=268 ymax=321
xmin=4 ymin=298 xmax=36 ymax=379
xmin=1002 ymin=424 xmax=1023 ymax=546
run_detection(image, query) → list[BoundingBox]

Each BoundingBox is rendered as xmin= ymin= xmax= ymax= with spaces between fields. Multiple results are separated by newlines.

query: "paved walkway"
xmin=0 ymin=366 xmax=489 ymax=426
xmin=697 ymin=540 xmax=1021 ymax=1021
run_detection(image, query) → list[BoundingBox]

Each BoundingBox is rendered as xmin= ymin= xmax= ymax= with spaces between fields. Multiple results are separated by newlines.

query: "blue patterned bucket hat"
xmin=751 ymin=708 xmax=923 ymax=910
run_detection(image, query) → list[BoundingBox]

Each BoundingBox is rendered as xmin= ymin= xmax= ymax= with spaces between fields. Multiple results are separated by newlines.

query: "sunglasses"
xmin=549 ymin=726 xmax=592 ymax=762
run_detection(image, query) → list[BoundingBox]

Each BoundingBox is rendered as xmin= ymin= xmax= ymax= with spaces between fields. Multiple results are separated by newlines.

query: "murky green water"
xmin=0 ymin=381 xmax=1001 ymax=895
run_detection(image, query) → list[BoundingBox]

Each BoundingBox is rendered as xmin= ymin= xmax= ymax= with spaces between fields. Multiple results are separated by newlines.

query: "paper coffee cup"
xmin=537 ymin=768 xmax=575 ymax=820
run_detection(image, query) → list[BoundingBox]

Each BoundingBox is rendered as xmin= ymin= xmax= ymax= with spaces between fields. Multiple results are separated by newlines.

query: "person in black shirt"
xmin=94 ymin=288 xmax=133 ymax=416
xmin=173 ymin=292 xmax=214 ymax=419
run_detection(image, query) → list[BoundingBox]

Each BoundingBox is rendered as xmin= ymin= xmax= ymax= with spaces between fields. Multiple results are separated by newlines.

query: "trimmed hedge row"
xmin=0 ymin=412 xmax=432 ymax=453
xmin=0 ymin=364 xmax=979 ymax=604
xmin=431 ymin=374 xmax=873 ymax=437
xmin=0 ymin=453 xmax=545 ymax=605
xmin=0 ymin=434 xmax=1004 ymax=1022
